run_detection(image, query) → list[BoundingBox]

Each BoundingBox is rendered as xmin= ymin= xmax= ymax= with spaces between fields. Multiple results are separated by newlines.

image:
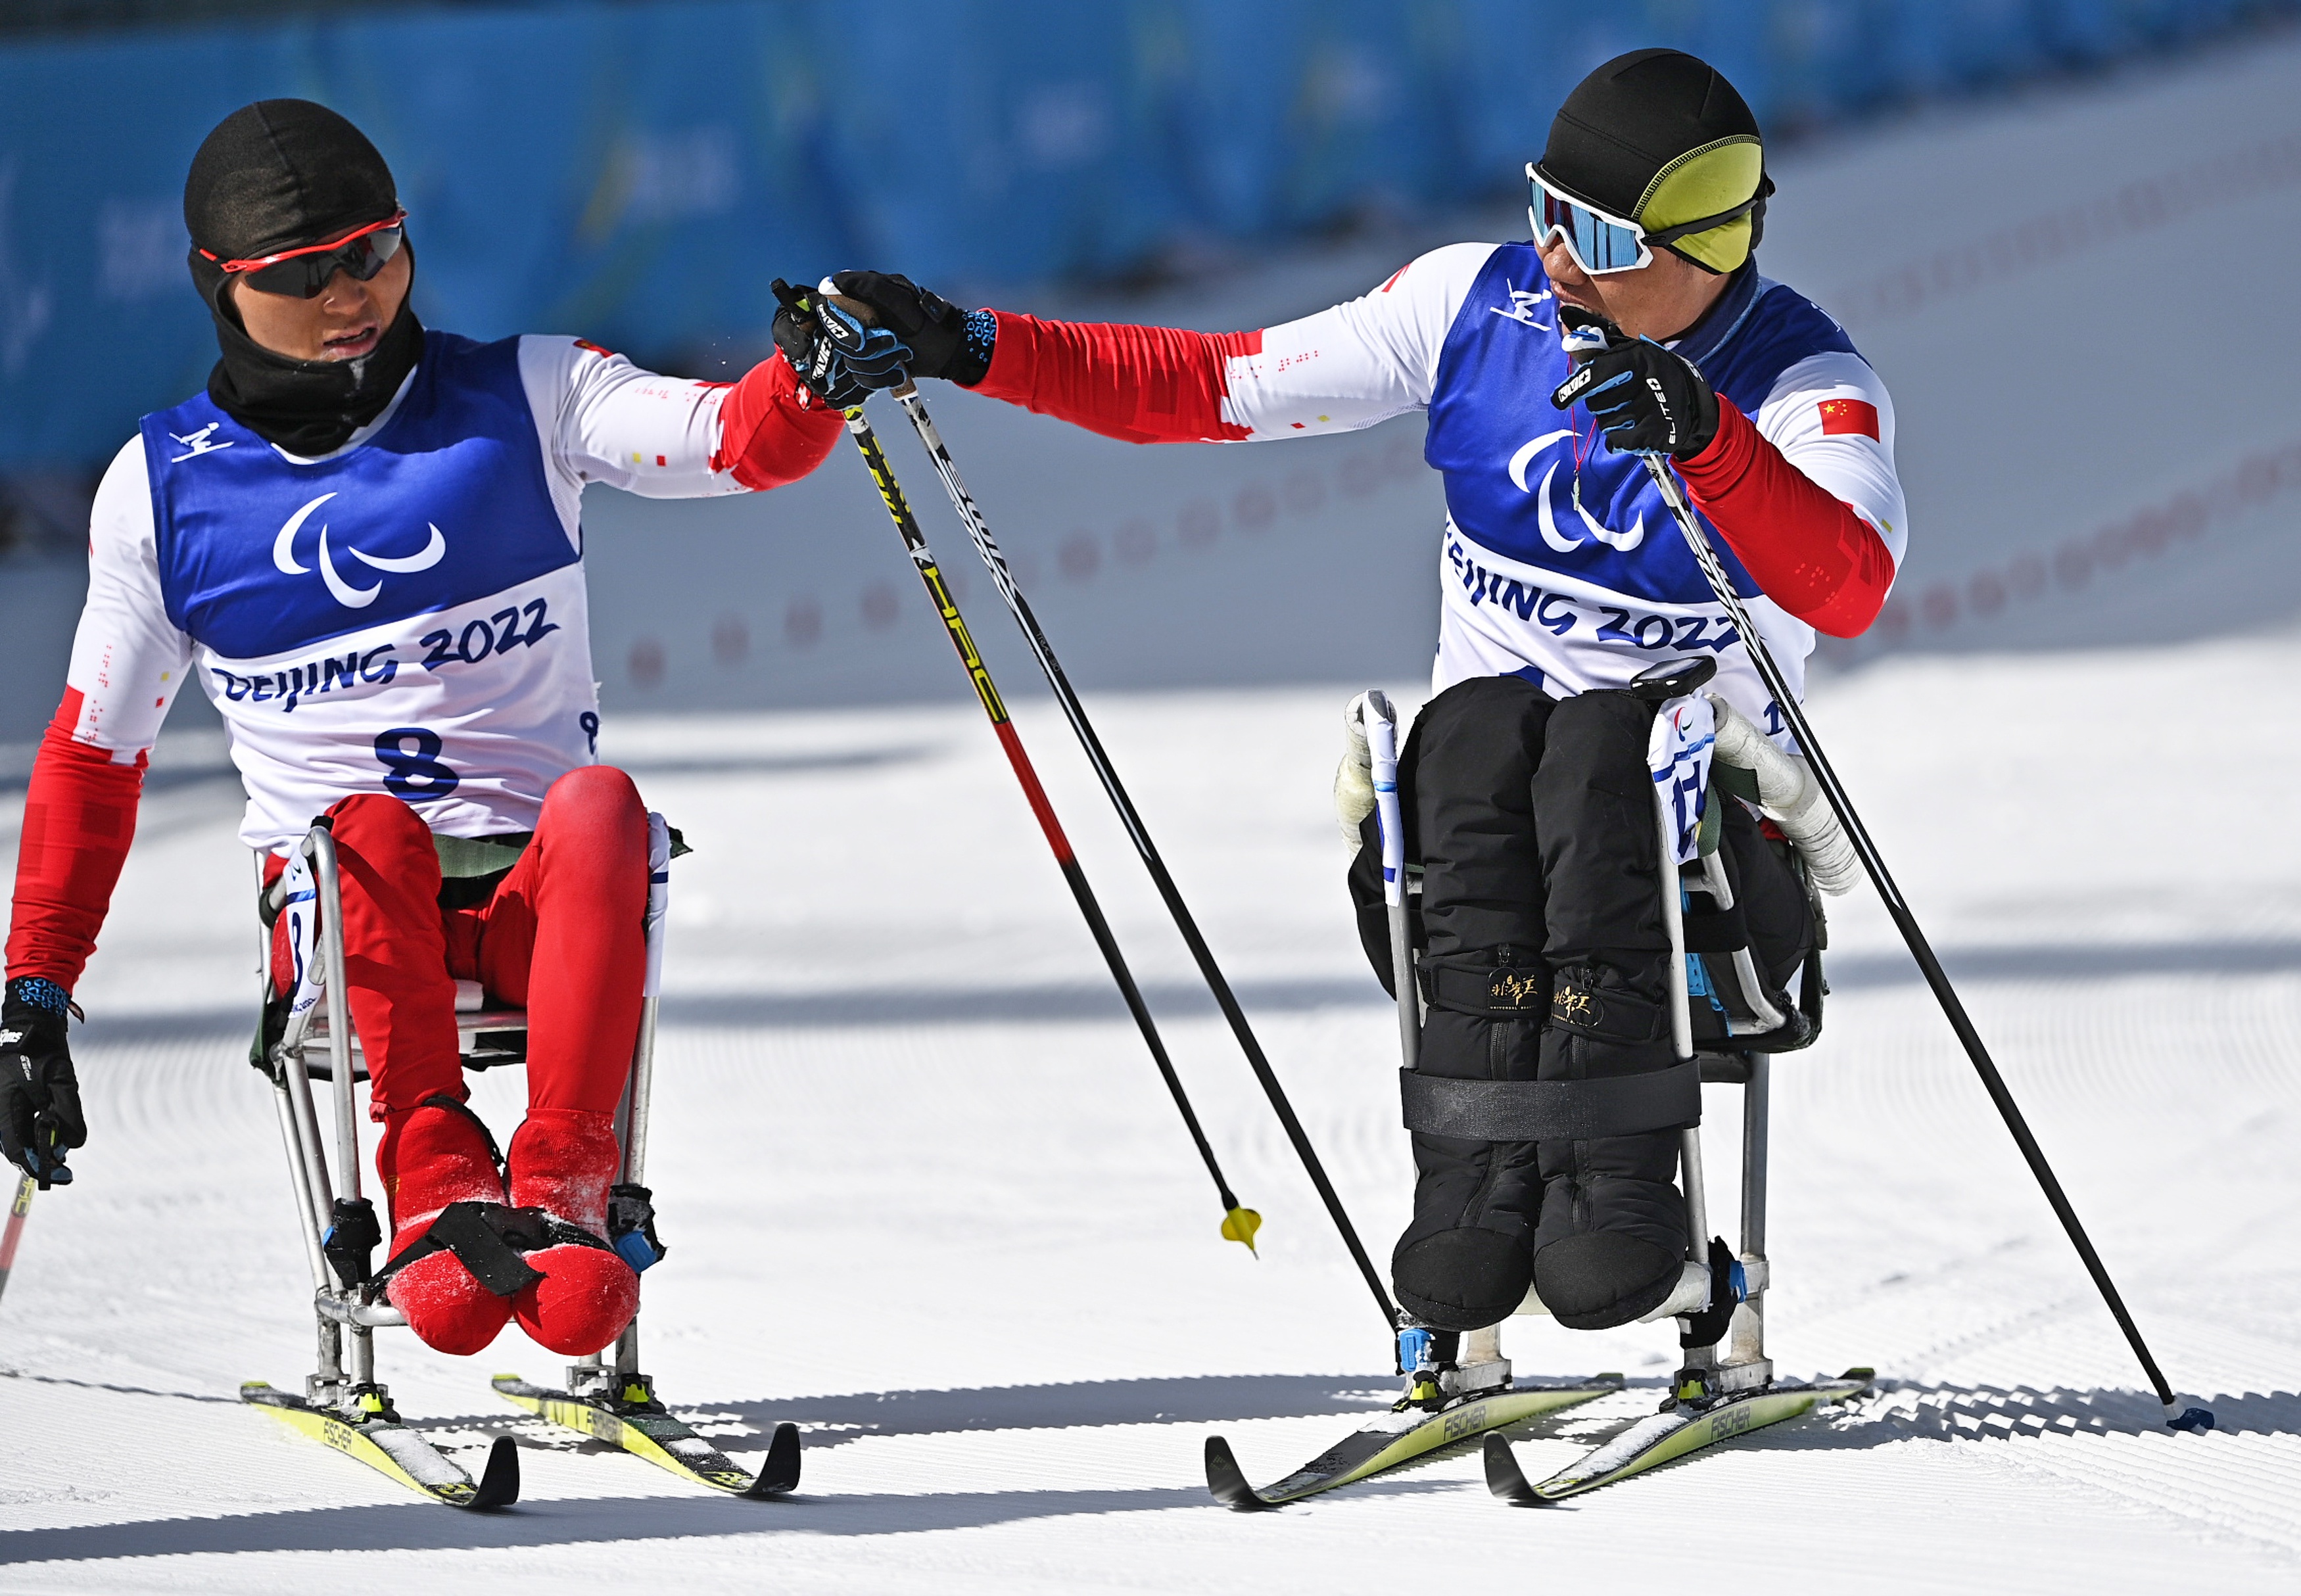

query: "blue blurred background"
xmin=3 ymin=0 xmax=2289 ymax=475
xmin=5 ymin=0 xmax=2301 ymax=749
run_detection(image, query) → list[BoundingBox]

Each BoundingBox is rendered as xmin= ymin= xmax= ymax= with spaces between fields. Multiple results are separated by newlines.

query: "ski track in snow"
xmin=3 ymin=632 xmax=2298 ymax=1591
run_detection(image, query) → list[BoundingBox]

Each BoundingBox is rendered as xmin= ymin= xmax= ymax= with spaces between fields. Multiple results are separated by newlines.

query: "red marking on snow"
xmin=1816 ymin=398 xmax=1879 ymax=438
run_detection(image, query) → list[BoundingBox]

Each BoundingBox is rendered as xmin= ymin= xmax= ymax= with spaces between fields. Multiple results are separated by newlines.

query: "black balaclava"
xmin=184 ymin=99 xmax=423 ymax=456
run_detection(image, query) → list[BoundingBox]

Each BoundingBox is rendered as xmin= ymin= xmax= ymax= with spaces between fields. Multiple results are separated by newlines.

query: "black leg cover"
xmin=1385 ymin=680 xmax=1689 ymax=1334
xmin=1529 ymin=692 xmax=1687 ymax=1330
xmin=1388 ymin=678 xmax=1552 ymax=1332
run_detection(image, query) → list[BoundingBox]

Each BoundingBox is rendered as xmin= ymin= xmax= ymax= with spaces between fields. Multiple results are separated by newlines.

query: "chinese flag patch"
xmin=1816 ymin=397 xmax=1879 ymax=438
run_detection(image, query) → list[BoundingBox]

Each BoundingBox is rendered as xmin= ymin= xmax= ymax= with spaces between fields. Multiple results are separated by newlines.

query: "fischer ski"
xmin=241 ymin=1380 xmax=519 ymax=1509
xmin=494 ymin=1372 xmax=800 ymax=1498
xmin=1483 ymin=1368 xmax=1874 ymax=1504
xmin=1206 ymin=1376 xmax=1621 ymax=1510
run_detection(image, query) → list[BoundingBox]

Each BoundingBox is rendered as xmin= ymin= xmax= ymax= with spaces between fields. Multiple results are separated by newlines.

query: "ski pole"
xmin=0 ymin=1172 xmax=32 ymax=1309
xmin=883 ymin=376 xmax=1402 ymax=1334
xmin=831 ymin=392 xmax=1262 ymax=1257
xmin=1638 ymin=451 xmax=2212 ymax=1432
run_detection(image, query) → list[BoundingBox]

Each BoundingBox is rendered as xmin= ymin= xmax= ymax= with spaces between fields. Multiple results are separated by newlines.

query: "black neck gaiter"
xmin=183 ymin=99 xmax=423 ymax=457
xmin=193 ymin=248 xmax=424 ymax=458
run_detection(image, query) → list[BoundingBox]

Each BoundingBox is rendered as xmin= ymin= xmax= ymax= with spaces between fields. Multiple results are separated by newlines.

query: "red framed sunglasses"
xmin=201 ymin=210 xmax=407 ymax=298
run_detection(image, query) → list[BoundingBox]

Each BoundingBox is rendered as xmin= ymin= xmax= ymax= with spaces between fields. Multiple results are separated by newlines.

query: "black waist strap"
xmin=1400 ymin=1060 xmax=1701 ymax=1142
xmin=375 ymin=1201 xmax=611 ymax=1298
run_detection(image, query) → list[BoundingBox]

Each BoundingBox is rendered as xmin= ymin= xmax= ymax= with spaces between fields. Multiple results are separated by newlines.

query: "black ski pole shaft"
xmin=888 ymin=381 xmax=1402 ymax=1332
xmin=1640 ymin=454 xmax=2206 ymax=1427
xmin=838 ymin=404 xmax=1260 ymax=1250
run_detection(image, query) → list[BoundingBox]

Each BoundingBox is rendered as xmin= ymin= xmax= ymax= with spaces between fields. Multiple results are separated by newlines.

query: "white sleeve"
xmin=62 ymin=436 xmax=195 ymax=759
xmin=1750 ymin=351 xmax=1909 ymax=570
xmin=1220 ymin=242 xmax=1500 ymax=440
xmin=517 ymin=335 xmax=751 ymax=506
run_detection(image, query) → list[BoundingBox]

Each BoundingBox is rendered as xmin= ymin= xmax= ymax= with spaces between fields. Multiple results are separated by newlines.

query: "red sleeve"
xmin=971 ymin=310 xmax=1257 ymax=444
xmin=709 ymin=352 xmax=846 ymax=490
xmin=6 ymin=690 xmax=145 ymax=991
xmin=1671 ymin=399 xmax=1896 ymax=638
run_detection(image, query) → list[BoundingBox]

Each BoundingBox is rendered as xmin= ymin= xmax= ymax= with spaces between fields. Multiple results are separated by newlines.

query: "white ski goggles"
xmin=1527 ymin=164 xmax=1768 ymax=276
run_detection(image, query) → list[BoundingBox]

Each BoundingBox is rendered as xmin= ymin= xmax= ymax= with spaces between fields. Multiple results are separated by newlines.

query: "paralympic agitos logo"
xmin=272 ymin=492 xmax=447 ymax=609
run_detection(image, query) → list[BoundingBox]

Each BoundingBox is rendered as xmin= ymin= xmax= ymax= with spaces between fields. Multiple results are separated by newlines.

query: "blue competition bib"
xmin=1423 ymin=248 xmax=1864 ymax=605
xmin=142 ymin=331 xmax=575 ymax=661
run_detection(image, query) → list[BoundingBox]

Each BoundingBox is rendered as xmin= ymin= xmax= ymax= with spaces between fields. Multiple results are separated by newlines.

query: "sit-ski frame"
xmin=254 ymin=815 xmax=667 ymax=1419
xmin=1364 ymin=682 xmax=1823 ymax=1402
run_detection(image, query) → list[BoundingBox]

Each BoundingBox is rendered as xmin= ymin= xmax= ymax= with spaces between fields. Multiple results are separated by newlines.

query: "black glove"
xmin=770 ymin=277 xmax=882 ymax=409
xmin=1552 ymin=334 xmax=1719 ymax=459
xmin=1 ymin=977 xmax=84 ymax=1189
xmin=828 ymin=271 xmax=993 ymax=387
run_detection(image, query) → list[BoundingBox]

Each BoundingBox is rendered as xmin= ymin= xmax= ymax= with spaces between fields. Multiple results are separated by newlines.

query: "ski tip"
xmin=2166 ymin=1404 xmax=2216 ymax=1434
xmin=744 ymin=1422 xmax=803 ymax=1497
xmin=1204 ymin=1434 xmax=1277 ymax=1512
xmin=469 ymin=1435 xmax=521 ymax=1511
xmin=1483 ymin=1434 xmax=1552 ymax=1507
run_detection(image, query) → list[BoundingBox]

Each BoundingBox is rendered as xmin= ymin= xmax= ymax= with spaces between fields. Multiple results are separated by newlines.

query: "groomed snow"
xmin=8 ymin=22 xmax=2301 ymax=1594
xmin=3 ymin=628 xmax=2299 ymax=1591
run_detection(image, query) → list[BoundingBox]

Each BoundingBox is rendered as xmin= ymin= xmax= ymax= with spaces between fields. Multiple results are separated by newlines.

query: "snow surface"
xmin=7 ymin=24 xmax=2301 ymax=1596
xmin=3 ymin=634 xmax=2298 ymax=1591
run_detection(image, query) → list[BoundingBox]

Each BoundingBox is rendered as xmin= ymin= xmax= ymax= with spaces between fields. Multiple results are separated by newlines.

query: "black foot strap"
xmin=377 ymin=1201 xmax=613 ymax=1298
xmin=1399 ymin=1059 xmax=1701 ymax=1142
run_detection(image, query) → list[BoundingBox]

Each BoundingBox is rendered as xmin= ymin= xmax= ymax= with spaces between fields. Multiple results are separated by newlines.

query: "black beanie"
xmin=185 ymin=99 xmax=399 ymax=265
xmin=184 ymin=99 xmax=423 ymax=456
xmin=1536 ymin=49 xmax=1768 ymax=273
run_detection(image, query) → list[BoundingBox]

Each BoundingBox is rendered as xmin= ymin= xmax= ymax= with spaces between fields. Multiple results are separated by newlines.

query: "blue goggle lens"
xmin=1533 ymin=179 xmax=1647 ymax=273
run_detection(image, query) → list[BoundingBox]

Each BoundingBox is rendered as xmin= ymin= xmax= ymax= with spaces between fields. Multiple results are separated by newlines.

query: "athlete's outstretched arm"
xmin=835 ymin=245 xmax=1501 ymax=445
xmin=7 ymin=440 xmax=190 ymax=990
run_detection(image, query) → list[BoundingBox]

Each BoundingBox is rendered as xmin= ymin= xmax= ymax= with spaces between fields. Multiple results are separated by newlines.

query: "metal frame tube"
xmin=620 ymin=998 xmax=659 ymax=1187
xmin=306 ymin=828 xmax=362 ymax=1207
xmin=1726 ymin=1055 xmax=1772 ymax=1371
xmin=1653 ymin=791 xmax=1694 ymax=1064
xmin=273 ymin=1083 xmax=330 ymax=1292
xmin=281 ymin=1040 xmax=335 ymax=1219
xmin=1653 ymin=778 xmax=1711 ymax=1321
xmin=1740 ymin=1056 xmax=1770 ymax=1261
xmin=1365 ymin=694 xmax=1418 ymax=1073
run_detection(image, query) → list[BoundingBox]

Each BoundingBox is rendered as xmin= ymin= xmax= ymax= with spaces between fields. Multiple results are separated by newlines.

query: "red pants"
xmin=268 ymin=766 xmax=650 ymax=1121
